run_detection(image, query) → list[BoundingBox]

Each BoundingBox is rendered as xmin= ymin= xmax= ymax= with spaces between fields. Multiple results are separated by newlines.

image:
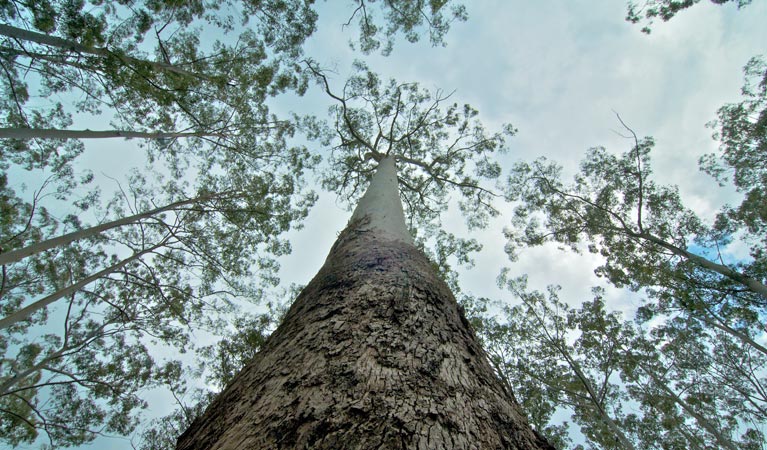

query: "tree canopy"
xmin=0 ymin=1 xmax=474 ymax=447
xmin=626 ymin=0 xmax=752 ymax=33
xmin=1 ymin=0 xmax=765 ymax=449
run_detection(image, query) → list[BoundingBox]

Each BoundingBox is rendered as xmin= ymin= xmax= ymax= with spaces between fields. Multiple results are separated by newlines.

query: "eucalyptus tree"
xmin=0 ymin=189 xmax=241 ymax=267
xmin=0 ymin=0 xmax=468 ymax=143
xmin=0 ymin=2 xmax=477 ymax=446
xmin=0 ymin=0 xmax=469 ymax=230
xmin=502 ymin=100 xmax=767 ymax=446
xmin=0 ymin=127 xmax=236 ymax=140
xmin=486 ymin=275 xmax=636 ymax=450
xmin=0 ymin=1 xmax=307 ymax=198
xmin=0 ymin=158 xmax=317 ymax=447
xmin=343 ymin=0 xmax=467 ymax=55
xmin=177 ymin=156 xmax=553 ymax=449
xmin=612 ymin=304 xmax=765 ymax=449
xmin=483 ymin=274 xmax=766 ymax=449
xmin=174 ymin=65 xmax=551 ymax=448
xmin=304 ymin=60 xmax=513 ymax=232
xmin=703 ymin=55 xmax=767 ymax=244
xmin=504 ymin=119 xmax=766 ymax=340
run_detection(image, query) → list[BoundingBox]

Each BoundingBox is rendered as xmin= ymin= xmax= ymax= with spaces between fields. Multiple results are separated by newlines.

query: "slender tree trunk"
xmin=0 ymin=23 xmax=209 ymax=81
xmin=635 ymin=361 xmax=738 ymax=450
xmin=176 ymin=156 xmax=553 ymax=449
xmin=0 ymin=241 xmax=165 ymax=329
xmin=557 ymin=349 xmax=636 ymax=450
xmin=0 ymin=347 xmax=65 ymax=395
xmin=0 ymin=127 xmax=224 ymax=140
xmin=636 ymin=231 xmax=767 ymax=299
xmin=0 ymin=194 xmax=220 ymax=266
xmin=522 ymin=303 xmax=635 ymax=449
xmin=698 ymin=311 xmax=767 ymax=357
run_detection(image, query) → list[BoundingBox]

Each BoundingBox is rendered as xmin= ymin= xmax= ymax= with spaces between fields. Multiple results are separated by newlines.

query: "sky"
xmin=276 ymin=0 xmax=767 ymax=316
xmin=18 ymin=0 xmax=767 ymax=449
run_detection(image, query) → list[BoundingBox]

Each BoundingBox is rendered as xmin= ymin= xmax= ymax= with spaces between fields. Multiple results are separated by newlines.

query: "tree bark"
xmin=176 ymin=157 xmax=553 ymax=449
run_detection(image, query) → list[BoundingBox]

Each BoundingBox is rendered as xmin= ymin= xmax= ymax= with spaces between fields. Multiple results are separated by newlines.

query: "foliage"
xmin=135 ymin=389 xmax=216 ymax=450
xmin=0 ymin=161 xmax=316 ymax=446
xmin=0 ymin=0 xmax=317 ymax=194
xmin=344 ymin=0 xmax=467 ymax=56
xmin=504 ymin=122 xmax=766 ymax=342
xmin=626 ymin=0 xmax=752 ymax=33
xmin=0 ymin=1 xmax=474 ymax=445
xmin=487 ymin=274 xmax=633 ymax=450
xmin=303 ymin=60 xmax=514 ymax=234
xmin=703 ymin=56 xmax=767 ymax=242
xmin=502 ymin=81 xmax=767 ymax=444
xmin=482 ymin=274 xmax=766 ymax=449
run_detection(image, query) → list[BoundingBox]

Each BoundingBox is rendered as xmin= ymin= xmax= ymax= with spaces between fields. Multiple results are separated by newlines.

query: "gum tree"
xmin=504 ymin=119 xmax=767 ymax=330
xmin=502 ymin=114 xmax=767 ymax=447
xmin=175 ymin=65 xmax=551 ymax=449
xmin=484 ymin=278 xmax=764 ymax=449
xmin=0 ymin=160 xmax=316 ymax=446
xmin=486 ymin=276 xmax=636 ymax=450
xmin=1 ymin=2 xmax=474 ymax=446
xmin=177 ymin=156 xmax=552 ymax=449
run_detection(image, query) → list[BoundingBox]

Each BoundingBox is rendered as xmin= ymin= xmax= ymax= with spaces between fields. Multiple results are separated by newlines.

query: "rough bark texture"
xmin=176 ymin=219 xmax=554 ymax=450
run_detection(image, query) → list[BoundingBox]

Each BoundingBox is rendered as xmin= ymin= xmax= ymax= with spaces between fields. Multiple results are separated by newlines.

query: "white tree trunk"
xmin=349 ymin=156 xmax=412 ymax=244
xmin=635 ymin=361 xmax=738 ymax=450
xmin=0 ymin=241 xmax=165 ymax=329
xmin=0 ymin=127 xmax=222 ymax=140
xmin=0 ymin=194 xmax=217 ymax=266
xmin=0 ymin=23 xmax=207 ymax=80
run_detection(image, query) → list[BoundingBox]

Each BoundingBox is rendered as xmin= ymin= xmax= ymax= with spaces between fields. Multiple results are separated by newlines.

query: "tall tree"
xmin=0 ymin=160 xmax=316 ymax=446
xmin=1 ymin=2 xmax=476 ymax=446
xmin=481 ymin=275 xmax=765 ymax=449
xmin=504 ymin=120 xmax=767 ymax=326
xmin=176 ymin=154 xmax=553 ymax=449
xmin=487 ymin=276 xmax=636 ymax=450
xmin=303 ymin=60 xmax=513 ymax=232
xmin=502 ymin=113 xmax=767 ymax=448
xmin=173 ymin=63 xmax=548 ymax=448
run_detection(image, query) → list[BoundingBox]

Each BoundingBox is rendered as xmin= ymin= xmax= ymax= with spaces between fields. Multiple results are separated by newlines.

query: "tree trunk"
xmin=0 ymin=127 xmax=223 ymax=140
xmin=636 ymin=231 xmax=767 ymax=300
xmin=557 ymin=348 xmax=636 ymax=450
xmin=0 ymin=23 xmax=209 ymax=81
xmin=634 ymin=360 xmax=738 ymax=450
xmin=0 ymin=240 xmax=166 ymax=329
xmin=0 ymin=194 xmax=221 ymax=266
xmin=176 ymin=156 xmax=553 ymax=449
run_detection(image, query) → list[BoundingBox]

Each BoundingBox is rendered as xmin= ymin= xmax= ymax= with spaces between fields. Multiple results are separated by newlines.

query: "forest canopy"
xmin=0 ymin=0 xmax=764 ymax=449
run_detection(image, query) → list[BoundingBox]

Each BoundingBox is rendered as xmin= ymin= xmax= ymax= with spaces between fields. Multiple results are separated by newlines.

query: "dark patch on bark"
xmin=177 ymin=220 xmax=556 ymax=450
